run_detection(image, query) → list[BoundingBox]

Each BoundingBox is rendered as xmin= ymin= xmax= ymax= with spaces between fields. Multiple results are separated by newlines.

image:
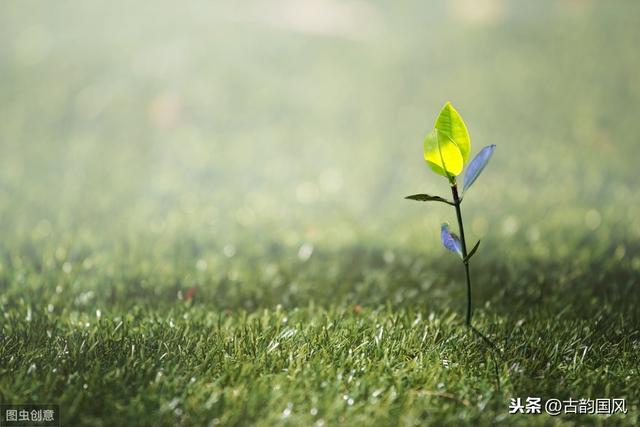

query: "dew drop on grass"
xmin=33 ymin=219 xmax=52 ymax=238
xmin=76 ymin=291 xmax=94 ymax=305
xmin=55 ymin=246 xmax=66 ymax=261
xmin=282 ymin=402 xmax=293 ymax=418
xmin=298 ymin=243 xmax=314 ymax=261
xmin=223 ymin=244 xmax=236 ymax=258
xmin=163 ymin=397 xmax=181 ymax=413
xmin=196 ymin=259 xmax=207 ymax=271
xmin=383 ymin=250 xmax=395 ymax=264
xmin=585 ymin=209 xmax=601 ymax=230
xmin=264 ymin=263 xmax=278 ymax=278
xmin=501 ymin=216 xmax=519 ymax=235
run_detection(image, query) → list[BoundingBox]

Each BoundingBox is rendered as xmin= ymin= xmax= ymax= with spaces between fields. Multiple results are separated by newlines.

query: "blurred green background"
xmin=0 ymin=0 xmax=639 ymax=310
xmin=2 ymin=1 xmax=640 ymax=425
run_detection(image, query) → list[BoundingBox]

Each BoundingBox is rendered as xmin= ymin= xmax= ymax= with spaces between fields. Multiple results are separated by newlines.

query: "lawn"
xmin=1 ymin=1 xmax=639 ymax=426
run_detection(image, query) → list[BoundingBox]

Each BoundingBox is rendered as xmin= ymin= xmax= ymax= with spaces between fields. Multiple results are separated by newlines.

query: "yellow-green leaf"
xmin=423 ymin=129 xmax=464 ymax=177
xmin=434 ymin=102 xmax=471 ymax=163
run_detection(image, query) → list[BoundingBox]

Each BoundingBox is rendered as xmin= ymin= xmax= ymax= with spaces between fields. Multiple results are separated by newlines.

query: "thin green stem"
xmin=450 ymin=182 xmax=502 ymax=390
xmin=450 ymin=183 xmax=471 ymax=326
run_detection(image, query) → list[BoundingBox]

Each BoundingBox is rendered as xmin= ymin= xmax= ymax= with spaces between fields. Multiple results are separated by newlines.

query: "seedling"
xmin=406 ymin=102 xmax=496 ymax=335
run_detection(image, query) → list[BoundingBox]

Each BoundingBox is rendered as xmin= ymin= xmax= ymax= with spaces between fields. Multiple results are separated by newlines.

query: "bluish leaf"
xmin=441 ymin=223 xmax=463 ymax=258
xmin=463 ymin=144 xmax=496 ymax=193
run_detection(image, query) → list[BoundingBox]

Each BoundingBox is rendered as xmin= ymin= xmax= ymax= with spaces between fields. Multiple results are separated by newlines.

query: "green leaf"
xmin=434 ymin=102 xmax=471 ymax=164
xmin=423 ymin=129 xmax=464 ymax=177
xmin=463 ymin=240 xmax=481 ymax=263
xmin=404 ymin=194 xmax=454 ymax=206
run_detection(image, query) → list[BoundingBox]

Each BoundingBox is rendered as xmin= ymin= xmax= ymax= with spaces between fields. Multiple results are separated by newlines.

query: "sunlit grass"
xmin=1 ymin=1 xmax=639 ymax=425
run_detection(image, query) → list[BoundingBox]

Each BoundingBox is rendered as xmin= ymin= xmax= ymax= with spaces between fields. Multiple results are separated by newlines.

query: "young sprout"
xmin=406 ymin=102 xmax=496 ymax=328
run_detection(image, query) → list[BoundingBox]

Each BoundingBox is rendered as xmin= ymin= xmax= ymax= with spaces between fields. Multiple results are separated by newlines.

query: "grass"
xmin=3 ymin=303 xmax=638 ymax=426
xmin=1 ymin=237 xmax=638 ymax=426
xmin=1 ymin=1 xmax=640 ymax=425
